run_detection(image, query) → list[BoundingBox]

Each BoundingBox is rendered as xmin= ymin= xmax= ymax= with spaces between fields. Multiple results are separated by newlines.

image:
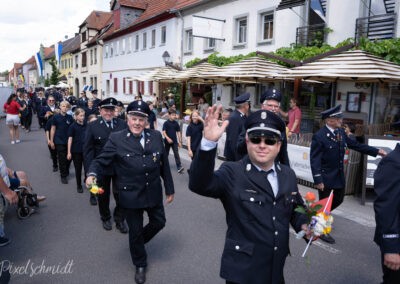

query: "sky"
xmin=0 ymin=0 xmax=110 ymax=72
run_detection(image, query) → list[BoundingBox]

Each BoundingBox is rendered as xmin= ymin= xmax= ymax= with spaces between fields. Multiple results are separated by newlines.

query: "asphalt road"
xmin=0 ymin=118 xmax=382 ymax=283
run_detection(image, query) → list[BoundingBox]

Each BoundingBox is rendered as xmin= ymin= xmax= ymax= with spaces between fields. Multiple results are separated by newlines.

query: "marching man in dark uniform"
xmin=224 ymin=93 xmax=250 ymax=161
xmin=189 ymin=105 xmax=310 ymax=284
xmin=374 ymin=142 xmax=400 ymax=283
xmin=83 ymin=98 xmax=128 ymax=233
xmin=91 ymin=89 xmax=101 ymax=109
xmin=86 ymin=100 xmax=174 ymax=284
xmin=310 ymin=104 xmax=386 ymax=244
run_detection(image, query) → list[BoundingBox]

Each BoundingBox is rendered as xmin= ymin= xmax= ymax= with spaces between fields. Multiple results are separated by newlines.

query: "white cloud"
xmin=0 ymin=0 xmax=110 ymax=71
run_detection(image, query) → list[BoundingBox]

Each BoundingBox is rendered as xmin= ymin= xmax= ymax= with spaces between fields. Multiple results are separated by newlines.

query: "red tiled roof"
xmin=118 ymin=0 xmax=147 ymax=9
xmin=104 ymin=0 xmax=205 ymax=41
xmin=80 ymin=10 xmax=113 ymax=30
xmin=24 ymin=56 xmax=35 ymax=65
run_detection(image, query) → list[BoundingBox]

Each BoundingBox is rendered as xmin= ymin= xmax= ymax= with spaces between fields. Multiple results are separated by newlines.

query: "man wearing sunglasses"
xmin=237 ymin=88 xmax=290 ymax=166
xmin=189 ymin=106 xmax=310 ymax=284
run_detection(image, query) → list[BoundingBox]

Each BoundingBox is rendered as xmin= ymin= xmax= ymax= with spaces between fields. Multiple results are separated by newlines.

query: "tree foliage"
xmin=49 ymin=57 xmax=60 ymax=85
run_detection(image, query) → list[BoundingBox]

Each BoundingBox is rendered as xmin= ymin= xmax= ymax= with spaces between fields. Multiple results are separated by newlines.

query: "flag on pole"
xmin=55 ymin=42 xmax=63 ymax=67
xmin=312 ymin=190 xmax=334 ymax=214
xmin=34 ymin=52 xmax=43 ymax=76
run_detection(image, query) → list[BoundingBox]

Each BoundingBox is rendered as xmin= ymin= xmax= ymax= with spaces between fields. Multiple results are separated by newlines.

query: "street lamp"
xmin=162 ymin=51 xmax=171 ymax=66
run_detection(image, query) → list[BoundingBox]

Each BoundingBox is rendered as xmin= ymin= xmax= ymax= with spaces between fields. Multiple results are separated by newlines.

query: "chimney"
xmin=113 ymin=9 xmax=121 ymax=30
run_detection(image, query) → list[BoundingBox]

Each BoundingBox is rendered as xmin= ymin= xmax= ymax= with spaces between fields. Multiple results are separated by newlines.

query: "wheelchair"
xmin=13 ymin=186 xmax=40 ymax=219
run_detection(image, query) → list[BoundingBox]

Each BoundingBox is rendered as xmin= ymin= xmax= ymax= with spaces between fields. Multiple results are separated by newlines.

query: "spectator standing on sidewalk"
xmin=280 ymin=97 xmax=302 ymax=139
xmin=67 ymin=108 xmax=86 ymax=193
xmin=162 ymin=108 xmax=184 ymax=173
xmin=3 ymin=93 xmax=26 ymax=144
xmin=50 ymin=101 xmax=73 ymax=184
xmin=374 ymin=142 xmax=400 ymax=283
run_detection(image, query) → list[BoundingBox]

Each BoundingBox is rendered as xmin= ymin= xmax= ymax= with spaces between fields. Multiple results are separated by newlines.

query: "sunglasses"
xmin=248 ymin=136 xmax=280 ymax=145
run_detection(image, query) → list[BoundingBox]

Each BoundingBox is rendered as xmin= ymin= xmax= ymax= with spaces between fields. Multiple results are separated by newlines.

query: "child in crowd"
xmin=162 ymin=108 xmax=184 ymax=173
xmin=67 ymin=108 xmax=86 ymax=193
xmin=186 ymin=110 xmax=204 ymax=160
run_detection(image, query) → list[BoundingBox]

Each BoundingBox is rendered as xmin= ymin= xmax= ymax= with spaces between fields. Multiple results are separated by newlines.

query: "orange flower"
xmin=305 ymin=192 xmax=316 ymax=202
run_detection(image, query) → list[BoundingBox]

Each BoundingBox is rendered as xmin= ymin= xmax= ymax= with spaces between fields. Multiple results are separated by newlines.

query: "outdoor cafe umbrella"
xmin=285 ymin=50 xmax=400 ymax=82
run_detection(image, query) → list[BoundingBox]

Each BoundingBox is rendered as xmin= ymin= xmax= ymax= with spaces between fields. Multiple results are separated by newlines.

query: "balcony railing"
xmin=355 ymin=13 xmax=396 ymax=43
xmin=296 ymin=23 xmax=326 ymax=46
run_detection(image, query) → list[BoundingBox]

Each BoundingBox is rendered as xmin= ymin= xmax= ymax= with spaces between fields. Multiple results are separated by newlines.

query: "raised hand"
xmin=203 ymin=104 xmax=229 ymax=142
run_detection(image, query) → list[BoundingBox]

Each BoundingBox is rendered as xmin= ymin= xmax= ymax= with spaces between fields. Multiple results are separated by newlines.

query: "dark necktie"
xmin=106 ymin=121 xmax=113 ymax=129
xmin=263 ymin=169 xmax=274 ymax=195
xmin=333 ymin=129 xmax=339 ymax=141
xmin=133 ymin=135 xmax=143 ymax=149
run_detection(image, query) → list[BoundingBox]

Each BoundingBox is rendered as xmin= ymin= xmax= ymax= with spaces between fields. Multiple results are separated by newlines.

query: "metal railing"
xmin=355 ymin=13 xmax=396 ymax=43
xmin=296 ymin=23 xmax=326 ymax=46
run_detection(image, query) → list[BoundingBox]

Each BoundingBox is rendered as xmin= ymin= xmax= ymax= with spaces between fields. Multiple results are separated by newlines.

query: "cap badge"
xmin=261 ymin=112 xmax=267 ymax=119
xmin=260 ymin=123 xmax=265 ymax=127
xmin=246 ymin=164 xmax=251 ymax=171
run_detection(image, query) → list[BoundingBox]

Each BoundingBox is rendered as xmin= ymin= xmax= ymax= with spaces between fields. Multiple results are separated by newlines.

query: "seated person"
xmin=7 ymin=167 xmax=46 ymax=202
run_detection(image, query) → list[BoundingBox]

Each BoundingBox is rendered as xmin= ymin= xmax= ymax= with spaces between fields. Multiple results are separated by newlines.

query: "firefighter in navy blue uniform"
xmin=189 ymin=106 xmax=310 ymax=284
xmin=374 ymin=142 xmax=400 ymax=283
xmin=86 ymin=100 xmax=174 ymax=284
xmin=237 ymin=89 xmax=290 ymax=166
xmin=224 ymin=93 xmax=250 ymax=161
xmin=91 ymin=89 xmax=101 ymax=109
xmin=311 ymin=104 xmax=387 ymax=244
xmin=83 ymin=97 xmax=128 ymax=233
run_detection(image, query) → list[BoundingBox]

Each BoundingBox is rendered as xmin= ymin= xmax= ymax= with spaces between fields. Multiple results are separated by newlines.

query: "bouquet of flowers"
xmin=88 ymin=180 xmax=104 ymax=195
xmin=295 ymin=191 xmax=334 ymax=257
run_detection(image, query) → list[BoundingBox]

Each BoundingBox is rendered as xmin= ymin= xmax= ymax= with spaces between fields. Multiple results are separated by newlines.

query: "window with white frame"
xmin=235 ymin=16 xmax=247 ymax=44
xmin=94 ymin=48 xmax=97 ymax=64
xmin=161 ymin=26 xmax=166 ymax=45
xmin=105 ymin=45 xmax=109 ymax=58
xmin=75 ymin=55 xmax=79 ymax=68
xmin=90 ymin=49 xmax=93 ymax=65
xmin=205 ymin=38 xmax=216 ymax=50
xmin=110 ymin=43 xmax=114 ymax=57
xmin=151 ymin=29 xmax=156 ymax=48
xmin=127 ymin=37 xmax=131 ymax=53
xmin=143 ymin=32 xmax=147 ymax=49
xmin=260 ymin=11 xmax=274 ymax=41
xmin=185 ymin=29 xmax=193 ymax=52
xmin=116 ymin=41 xmax=119 ymax=56
xmin=121 ymin=38 xmax=125 ymax=54
xmin=135 ymin=35 xmax=139 ymax=51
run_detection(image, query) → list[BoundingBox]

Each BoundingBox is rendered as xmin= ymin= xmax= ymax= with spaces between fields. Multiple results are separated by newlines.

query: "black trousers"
xmin=164 ymin=142 xmax=181 ymax=168
xmin=48 ymin=145 xmax=58 ymax=169
xmin=124 ymin=204 xmax=166 ymax=267
xmin=97 ymin=175 xmax=124 ymax=223
xmin=71 ymin=152 xmax=84 ymax=187
xmin=381 ymin=253 xmax=400 ymax=284
xmin=318 ymin=187 xmax=345 ymax=211
xmin=55 ymin=144 xmax=70 ymax=178
xmin=22 ymin=113 xmax=32 ymax=130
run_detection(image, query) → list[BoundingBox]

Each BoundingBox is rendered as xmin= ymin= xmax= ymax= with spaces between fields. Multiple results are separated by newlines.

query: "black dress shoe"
xmin=102 ymin=220 xmax=112 ymax=231
xmin=135 ymin=267 xmax=146 ymax=284
xmin=320 ymin=233 xmax=335 ymax=244
xmin=116 ymin=221 xmax=128 ymax=234
xmin=77 ymin=186 xmax=83 ymax=193
xmin=61 ymin=177 xmax=68 ymax=184
xmin=90 ymin=194 xmax=97 ymax=206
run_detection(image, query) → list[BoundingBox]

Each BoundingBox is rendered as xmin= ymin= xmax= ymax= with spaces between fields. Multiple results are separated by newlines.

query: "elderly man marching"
xmin=189 ymin=105 xmax=311 ymax=284
xmin=86 ymin=100 xmax=174 ymax=284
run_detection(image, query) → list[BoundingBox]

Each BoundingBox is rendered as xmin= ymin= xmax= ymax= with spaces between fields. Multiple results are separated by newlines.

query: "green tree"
xmin=49 ymin=57 xmax=60 ymax=85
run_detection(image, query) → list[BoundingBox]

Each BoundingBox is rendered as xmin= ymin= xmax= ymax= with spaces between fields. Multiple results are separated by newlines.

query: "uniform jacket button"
xmin=272 ymin=216 xmax=276 ymax=221
xmin=235 ymin=245 xmax=240 ymax=250
xmin=275 ymin=231 xmax=278 ymax=235
xmin=274 ymin=247 xmax=278 ymax=251
xmin=250 ymin=197 xmax=254 ymax=202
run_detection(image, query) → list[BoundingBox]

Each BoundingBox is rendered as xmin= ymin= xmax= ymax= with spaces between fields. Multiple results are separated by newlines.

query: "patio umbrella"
xmin=199 ymin=56 xmax=289 ymax=83
xmin=285 ymin=50 xmax=400 ymax=82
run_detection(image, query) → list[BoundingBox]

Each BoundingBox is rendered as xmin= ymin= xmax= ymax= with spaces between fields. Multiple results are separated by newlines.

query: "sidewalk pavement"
xmin=176 ymin=147 xmax=376 ymax=229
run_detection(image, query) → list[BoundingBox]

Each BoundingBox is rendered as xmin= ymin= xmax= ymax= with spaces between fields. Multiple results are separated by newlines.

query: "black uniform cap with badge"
xmin=98 ymin=97 xmax=118 ymax=109
xmin=126 ymin=100 xmax=150 ymax=117
xmin=260 ymin=88 xmax=282 ymax=104
xmin=234 ymin=92 xmax=251 ymax=105
xmin=321 ymin=104 xmax=343 ymax=120
xmin=245 ymin=110 xmax=286 ymax=145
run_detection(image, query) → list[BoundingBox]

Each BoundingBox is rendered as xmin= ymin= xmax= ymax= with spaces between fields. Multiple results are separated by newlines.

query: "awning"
xmin=285 ymin=50 xmax=400 ymax=82
xmin=276 ymin=0 xmax=306 ymax=11
xmin=127 ymin=66 xmax=180 ymax=82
